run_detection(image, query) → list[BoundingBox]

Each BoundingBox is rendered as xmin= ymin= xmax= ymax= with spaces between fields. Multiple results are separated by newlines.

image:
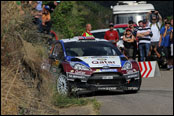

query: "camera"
xmin=149 ymin=32 xmax=153 ymax=37
xmin=151 ymin=10 xmax=155 ymax=13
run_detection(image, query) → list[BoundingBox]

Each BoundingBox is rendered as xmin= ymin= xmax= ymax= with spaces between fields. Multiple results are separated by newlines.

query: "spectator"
xmin=147 ymin=11 xmax=162 ymax=59
xmin=159 ymin=20 xmax=173 ymax=70
xmin=38 ymin=5 xmax=52 ymax=34
xmin=104 ymin=23 xmax=119 ymax=46
xmin=29 ymin=1 xmax=32 ymax=4
xmin=138 ymin=20 xmax=143 ymax=28
xmin=32 ymin=1 xmax=43 ymax=25
xmin=123 ymin=28 xmax=136 ymax=60
xmin=82 ymin=24 xmax=94 ymax=37
xmin=128 ymin=20 xmax=138 ymax=60
xmin=45 ymin=1 xmax=60 ymax=14
xmin=137 ymin=20 xmax=152 ymax=61
xmin=16 ymin=1 xmax=24 ymax=15
xmin=170 ymin=18 xmax=173 ymax=70
xmin=161 ymin=17 xmax=168 ymax=27
xmin=36 ymin=1 xmax=43 ymax=11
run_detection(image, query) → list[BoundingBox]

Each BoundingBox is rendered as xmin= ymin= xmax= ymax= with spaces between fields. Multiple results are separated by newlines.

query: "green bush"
xmin=52 ymin=93 xmax=88 ymax=108
xmin=50 ymin=1 xmax=112 ymax=38
xmin=51 ymin=1 xmax=85 ymax=38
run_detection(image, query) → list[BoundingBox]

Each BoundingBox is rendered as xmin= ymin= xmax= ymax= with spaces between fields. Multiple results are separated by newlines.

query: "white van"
xmin=111 ymin=1 xmax=155 ymax=24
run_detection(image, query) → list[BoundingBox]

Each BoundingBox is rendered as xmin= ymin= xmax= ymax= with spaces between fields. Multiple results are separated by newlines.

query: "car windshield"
xmin=64 ymin=41 xmax=122 ymax=57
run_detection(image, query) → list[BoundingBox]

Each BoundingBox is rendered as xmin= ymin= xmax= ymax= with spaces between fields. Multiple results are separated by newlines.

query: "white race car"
xmin=49 ymin=36 xmax=142 ymax=96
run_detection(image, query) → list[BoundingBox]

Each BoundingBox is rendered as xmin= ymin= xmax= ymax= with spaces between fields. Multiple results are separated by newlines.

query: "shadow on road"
xmin=75 ymin=90 xmax=137 ymax=98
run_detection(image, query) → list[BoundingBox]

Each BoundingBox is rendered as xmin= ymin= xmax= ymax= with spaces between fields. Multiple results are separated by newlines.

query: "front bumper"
xmin=67 ymin=71 xmax=140 ymax=91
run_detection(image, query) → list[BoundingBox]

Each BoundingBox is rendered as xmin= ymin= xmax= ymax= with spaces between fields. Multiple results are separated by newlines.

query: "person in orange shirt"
xmin=38 ymin=5 xmax=52 ymax=34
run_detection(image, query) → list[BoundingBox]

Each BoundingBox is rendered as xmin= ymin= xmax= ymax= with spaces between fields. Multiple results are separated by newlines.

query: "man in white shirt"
xmin=146 ymin=10 xmax=162 ymax=57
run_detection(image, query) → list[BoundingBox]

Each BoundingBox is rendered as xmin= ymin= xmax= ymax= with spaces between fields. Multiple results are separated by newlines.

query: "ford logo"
xmin=102 ymin=66 xmax=110 ymax=69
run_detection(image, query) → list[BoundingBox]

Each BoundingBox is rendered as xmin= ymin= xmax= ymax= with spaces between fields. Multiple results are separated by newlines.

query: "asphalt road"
xmin=83 ymin=70 xmax=173 ymax=115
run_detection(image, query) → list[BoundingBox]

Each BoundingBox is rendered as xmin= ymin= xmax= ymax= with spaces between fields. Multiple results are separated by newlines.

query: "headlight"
xmin=70 ymin=62 xmax=90 ymax=71
xmin=122 ymin=61 xmax=132 ymax=70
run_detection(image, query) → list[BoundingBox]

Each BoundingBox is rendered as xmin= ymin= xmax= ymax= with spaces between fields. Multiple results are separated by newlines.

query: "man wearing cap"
xmin=147 ymin=11 xmax=162 ymax=59
xmin=104 ymin=23 xmax=119 ymax=46
xmin=82 ymin=24 xmax=94 ymax=37
xmin=137 ymin=19 xmax=152 ymax=61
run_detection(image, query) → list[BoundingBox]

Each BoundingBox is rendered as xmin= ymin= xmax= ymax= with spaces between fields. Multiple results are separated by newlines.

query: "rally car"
xmin=49 ymin=36 xmax=142 ymax=96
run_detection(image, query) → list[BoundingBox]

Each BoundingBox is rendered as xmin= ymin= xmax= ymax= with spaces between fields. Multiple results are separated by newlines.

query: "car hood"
xmin=76 ymin=56 xmax=122 ymax=68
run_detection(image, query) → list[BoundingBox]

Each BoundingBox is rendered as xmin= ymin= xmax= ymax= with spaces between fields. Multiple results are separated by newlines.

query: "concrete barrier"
xmin=138 ymin=61 xmax=161 ymax=78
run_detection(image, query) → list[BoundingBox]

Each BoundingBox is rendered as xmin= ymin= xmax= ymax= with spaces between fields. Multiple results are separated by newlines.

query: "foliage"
xmin=51 ymin=1 xmax=112 ymax=38
xmin=52 ymin=93 xmax=88 ymax=108
xmin=51 ymin=1 xmax=84 ymax=38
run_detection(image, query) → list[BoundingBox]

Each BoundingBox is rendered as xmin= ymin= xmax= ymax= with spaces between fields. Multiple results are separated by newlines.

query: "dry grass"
xmin=1 ymin=1 xmax=59 ymax=115
xmin=1 ymin=1 xmax=100 ymax=115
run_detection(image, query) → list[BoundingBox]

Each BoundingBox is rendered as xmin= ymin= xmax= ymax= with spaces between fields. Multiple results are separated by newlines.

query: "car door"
xmin=49 ymin=42 xmax=64 ymax=74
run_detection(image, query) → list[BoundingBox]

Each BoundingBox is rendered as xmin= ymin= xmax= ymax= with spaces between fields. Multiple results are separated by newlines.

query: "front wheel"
xmin=57 ymin=74 xmax=71 ymax=96
xmin=124 ymin=72 xmax=142 ymax=94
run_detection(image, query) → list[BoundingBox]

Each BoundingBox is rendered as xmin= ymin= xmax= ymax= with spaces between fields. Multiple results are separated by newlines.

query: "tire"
xmin=124 ymin=72 xmax=142 ymax=94
xmin=57 ymin=73 xmax=71 ymax=96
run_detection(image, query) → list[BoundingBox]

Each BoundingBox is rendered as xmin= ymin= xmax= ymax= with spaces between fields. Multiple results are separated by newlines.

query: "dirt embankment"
xmin=1 ymin=2 xmax=99 ymax=115
xmin=1 ymin=1 xmax=59 ymax=114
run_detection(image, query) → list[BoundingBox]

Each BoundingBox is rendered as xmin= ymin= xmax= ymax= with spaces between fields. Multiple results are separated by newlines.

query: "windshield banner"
xmin=77 ymin=56 xmax=121 ymax=68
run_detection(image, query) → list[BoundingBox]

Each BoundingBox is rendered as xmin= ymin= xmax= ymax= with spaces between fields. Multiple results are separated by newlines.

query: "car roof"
xmin=60 ymin=37 xmax=108 ymax=43
xmin=91 ymin=28 xmax=117 ymax=33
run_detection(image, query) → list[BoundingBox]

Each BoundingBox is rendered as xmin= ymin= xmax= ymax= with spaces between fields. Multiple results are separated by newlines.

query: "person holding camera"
xmin=170 ymin=18 xmax=173 ymax=70
xmin=146 ymin=10 xmax=162 ymax=59
xmin=137 ymin=19 xmax=153 ymax=61
xmin=159 ymin=20 xmax=173 ymax=70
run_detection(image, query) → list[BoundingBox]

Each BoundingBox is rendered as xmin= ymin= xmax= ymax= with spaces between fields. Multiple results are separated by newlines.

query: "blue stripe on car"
xmin=60 ymin=40 xmax=67 ymax=57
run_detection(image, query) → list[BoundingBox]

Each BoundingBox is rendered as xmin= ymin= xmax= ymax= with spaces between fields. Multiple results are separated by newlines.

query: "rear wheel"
xmin=57 ymin=74 xmax=71 ymax=96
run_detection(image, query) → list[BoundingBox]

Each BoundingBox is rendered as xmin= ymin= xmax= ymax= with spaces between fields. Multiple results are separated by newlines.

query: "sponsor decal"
xmin=92 ymin=61 xmax=116 ymax=64
xmin=77 ymin=56 xmax=121 ymax=68
xmin=74 ymin=70 xmax=86 ymax=75
xmin=69 ymin=70 xmax=86 ymax=75
xmin=68 ymin=74 xmax=85 ymax=79
xmin=127 ymin=87 xmax=138 ymax=90
xmin=95 ymin=69 xmax=118 ymax=72
xmin=108 ymin=56 xmax=115 ymax=58
xmin=124 ymin=72 xmax=139 ymax=79
xmin=83 ymin=57 xmax=89 ymax=59
xmin=97 ymin=58 xmax=107 ymax=61
xmin=102 ymin=76 xmax=113 ymax=80
xmin=126 ymin=70 xmax=134 ymax=74
xmin=127 ymin=74 xmax=138 ymax=78
xmin=91 ymin=56 xmax=109 ymax=59
xmin=98 ymin=87 xmax=117 ymax=90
